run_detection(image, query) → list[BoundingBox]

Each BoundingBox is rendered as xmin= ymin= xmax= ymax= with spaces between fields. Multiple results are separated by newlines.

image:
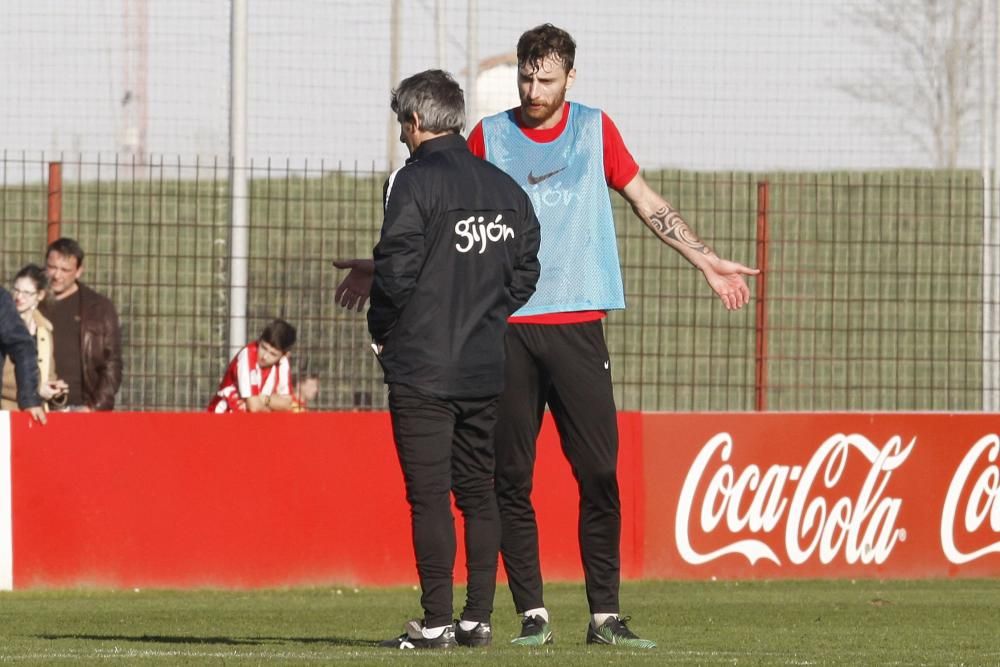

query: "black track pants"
xmin=388 ymin=383 xmax=502 ymax=628
xmin=494 ymin=320 xmax=621 ymax=614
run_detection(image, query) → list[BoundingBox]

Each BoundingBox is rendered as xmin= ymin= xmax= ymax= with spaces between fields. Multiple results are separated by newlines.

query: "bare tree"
xmin=840 ymin=0 xmax=982 ymax=168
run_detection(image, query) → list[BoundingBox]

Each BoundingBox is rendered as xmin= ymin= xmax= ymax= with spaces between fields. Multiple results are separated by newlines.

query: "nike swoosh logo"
xmin=527 ymin=166 xmax=567 ymax=185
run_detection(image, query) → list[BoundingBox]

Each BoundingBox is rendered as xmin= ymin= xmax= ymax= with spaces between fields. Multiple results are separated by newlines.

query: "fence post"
xmin=228 ymin=0 xmax=249 ymax=358
xmin=755 ymin=181 xmax=770 ymax=411
xmin=47 ymin=162 xmax=62 ymax=244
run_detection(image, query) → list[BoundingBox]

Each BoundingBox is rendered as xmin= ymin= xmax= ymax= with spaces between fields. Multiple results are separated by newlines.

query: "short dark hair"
xmin=47 ymin=237 xmax=85 ymax=267
xmin=14 ymin=264 xmax=48 ymax=292
xmin=260 ymin=318 xmax=297 ymax=352
xmin=517 ymin=24 xmax=576 ymax=73
xmin=391 ymin=69 xmax=465 ymax=134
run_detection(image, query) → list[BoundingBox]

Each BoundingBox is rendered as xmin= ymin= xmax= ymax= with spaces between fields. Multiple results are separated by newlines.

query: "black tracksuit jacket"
xmin=0 ymin=290 xmax=41 ymax=409
xmin=368 ymin=133 xmax=541 ymax=399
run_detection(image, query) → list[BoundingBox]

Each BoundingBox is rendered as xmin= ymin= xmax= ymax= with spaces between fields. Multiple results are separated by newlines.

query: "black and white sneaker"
xmin=455 ymin=621 xmax=492 ymax=647
xmin=586 ymin=616 xmax=656 ymax=649
xmin=379 ymin=619 xmax=456 ymax=649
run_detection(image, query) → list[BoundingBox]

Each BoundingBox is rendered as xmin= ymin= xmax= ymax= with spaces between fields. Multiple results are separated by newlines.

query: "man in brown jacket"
xmin=40 ymin=238 xmax=123 ymax=411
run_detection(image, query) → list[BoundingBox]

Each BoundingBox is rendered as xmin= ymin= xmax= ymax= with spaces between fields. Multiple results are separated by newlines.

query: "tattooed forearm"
xmin=648 ymin=205 xmax=712 ymax=256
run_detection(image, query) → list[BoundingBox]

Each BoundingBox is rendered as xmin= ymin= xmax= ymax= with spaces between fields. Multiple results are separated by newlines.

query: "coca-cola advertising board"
xmin=2 ymin=411 xmax=998 ymax=589
xmin=643 ymin=413 xmax=1000 ymax=578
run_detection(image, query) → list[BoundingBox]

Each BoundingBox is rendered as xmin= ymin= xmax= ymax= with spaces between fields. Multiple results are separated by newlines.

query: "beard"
xmin=520 ymin=93 xmax=565 ymax=125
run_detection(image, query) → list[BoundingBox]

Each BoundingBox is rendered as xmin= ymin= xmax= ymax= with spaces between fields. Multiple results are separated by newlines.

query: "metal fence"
xmin=1 ymin=155 xmax=993 ymax=412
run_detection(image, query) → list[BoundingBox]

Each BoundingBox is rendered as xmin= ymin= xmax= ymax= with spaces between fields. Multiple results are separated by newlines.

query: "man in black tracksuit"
xmin=370 ymin=69 xmax=541 ymax=650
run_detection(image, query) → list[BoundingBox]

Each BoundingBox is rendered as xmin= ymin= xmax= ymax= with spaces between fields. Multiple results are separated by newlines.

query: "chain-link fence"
xmin=1 ymin=155 xmax=992 ymax=411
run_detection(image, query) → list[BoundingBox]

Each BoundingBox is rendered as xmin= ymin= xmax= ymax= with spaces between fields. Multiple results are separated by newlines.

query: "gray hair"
xmin=390 ymin=69 xmax=465 ymax=134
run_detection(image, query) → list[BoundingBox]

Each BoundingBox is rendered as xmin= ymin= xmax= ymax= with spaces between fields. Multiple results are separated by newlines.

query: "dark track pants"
xmin=388 ymin=383 xmax=501 ymax=628
xmin=494 ymin=320 xmax=621 ymax=614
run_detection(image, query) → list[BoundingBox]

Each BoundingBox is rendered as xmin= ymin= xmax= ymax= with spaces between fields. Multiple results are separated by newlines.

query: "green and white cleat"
xmin=586 ymin=616 xmax=656 ymax=649
xmin=510 ymin=614 xmax=553 ymax=646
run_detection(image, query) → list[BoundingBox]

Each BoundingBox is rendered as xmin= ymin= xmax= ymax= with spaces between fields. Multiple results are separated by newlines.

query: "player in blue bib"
xmin=469 ymin=24 xmax=759 ymax=649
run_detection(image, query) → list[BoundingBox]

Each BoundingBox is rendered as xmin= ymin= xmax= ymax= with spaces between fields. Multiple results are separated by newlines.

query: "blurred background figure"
xmin=1 ymin=264 xmax=68 ymax=411
xmin=292 ymin=372 xmax=320 ymax=412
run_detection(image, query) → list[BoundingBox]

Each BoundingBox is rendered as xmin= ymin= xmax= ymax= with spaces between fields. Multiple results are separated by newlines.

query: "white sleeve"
xmin=276 ymin=358 xmax=291 ymax=395
xmin=235 ymin=347 xmax=253 ymax=397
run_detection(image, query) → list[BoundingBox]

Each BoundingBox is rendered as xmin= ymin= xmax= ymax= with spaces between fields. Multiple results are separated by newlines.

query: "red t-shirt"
xmin=467 ymin=103 xmax=639 ymax=325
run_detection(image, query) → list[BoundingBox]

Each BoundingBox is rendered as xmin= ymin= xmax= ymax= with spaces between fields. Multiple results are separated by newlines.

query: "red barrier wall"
xmin=8 ymin=412 xmax=642 ymax=589
xmin=4 ymin=411 xmax=999 ymax=589
xmin=13 ymin=413 xmax=405 ymax=588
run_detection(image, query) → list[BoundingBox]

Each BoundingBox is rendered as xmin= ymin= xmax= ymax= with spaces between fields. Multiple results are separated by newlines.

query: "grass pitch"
xmin=1 ymin=579 xmax=998 ymax=664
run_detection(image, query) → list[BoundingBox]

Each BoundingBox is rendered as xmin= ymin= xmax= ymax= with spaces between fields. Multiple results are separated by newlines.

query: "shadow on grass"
xmin=36 ymin=633 xmax=376 ymax=648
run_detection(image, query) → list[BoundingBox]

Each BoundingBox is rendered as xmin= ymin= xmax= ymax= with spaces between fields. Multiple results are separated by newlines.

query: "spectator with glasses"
xmin=1 ymin=264 xmax=68 ymax=412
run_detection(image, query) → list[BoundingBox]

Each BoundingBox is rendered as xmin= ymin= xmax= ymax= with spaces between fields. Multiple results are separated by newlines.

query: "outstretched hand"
xmin=333 ymin=258 xmax=374 ymax=312
xmin=701 ymin=258 xmax=760 ymax=311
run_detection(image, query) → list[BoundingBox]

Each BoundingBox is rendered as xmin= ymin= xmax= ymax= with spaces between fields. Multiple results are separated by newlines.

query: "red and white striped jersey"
xmin=207 ymin=341 xmax=291 ymax=413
